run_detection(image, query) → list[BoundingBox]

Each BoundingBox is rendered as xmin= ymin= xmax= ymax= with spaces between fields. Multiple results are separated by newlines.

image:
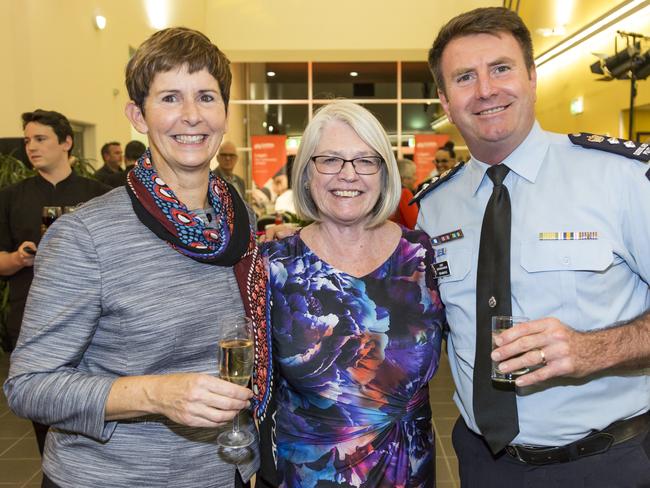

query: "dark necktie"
xmin=473 ymin=164 xmax=519 ymax=454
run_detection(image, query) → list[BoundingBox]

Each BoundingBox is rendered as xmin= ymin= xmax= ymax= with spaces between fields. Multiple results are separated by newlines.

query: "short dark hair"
xmin=125 ymin=27 xmax=232 ymax=113
xmin=101 ymin=141 xmax=121 ymax=157
xmin=21 ymin=109 xmax=74 ymax=156
xmin=124 ymin=140 xmax=146 ymax=161
xmin=443 ymin=140 xmax=456 ymax=159
xmin=428 ymin=7 xmax=534 ymax=96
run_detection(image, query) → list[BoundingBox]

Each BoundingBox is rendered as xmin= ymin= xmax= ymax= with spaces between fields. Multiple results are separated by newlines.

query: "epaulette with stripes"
xmin=409 ymin=161 xmax=466 ymax=206
xmin=568 ymin=133 xmax=649 ymax=163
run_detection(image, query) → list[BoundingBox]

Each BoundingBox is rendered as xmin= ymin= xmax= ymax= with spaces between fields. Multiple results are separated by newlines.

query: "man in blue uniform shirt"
xmin=415 ymin=7 xmax=650 ymax=487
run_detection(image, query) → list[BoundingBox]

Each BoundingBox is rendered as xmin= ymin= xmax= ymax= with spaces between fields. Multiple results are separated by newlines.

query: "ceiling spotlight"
xmin=634 ymin=49 xmax=650 ymax=79
xmin=349 ymin=71 xmax=359 ymax=77
xmin=605 ymin=44 xmax=639 ymax=78
xmin=266 ymin=71 xmax=276 ymax=77
xmin=94 ymin=15 xmax=107 ymax=30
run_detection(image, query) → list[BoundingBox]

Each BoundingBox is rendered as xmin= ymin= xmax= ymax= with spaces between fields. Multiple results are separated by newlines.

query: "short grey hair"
xmin=292 ymin=100 xmax=401 ymax=228
xmin=396 ymin=158 xmax=416 ymax=179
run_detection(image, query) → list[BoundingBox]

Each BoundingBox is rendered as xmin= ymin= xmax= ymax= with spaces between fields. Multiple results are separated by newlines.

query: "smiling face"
xmin=126 ymin=65 xmax=227 ymax=178
xmin=438 ymin=32 xmax=537 ymax=164
xmin=23 ymin=122 xmax=72 ymax=173
xmin=309 ymin=120 xmax=382 ymax=229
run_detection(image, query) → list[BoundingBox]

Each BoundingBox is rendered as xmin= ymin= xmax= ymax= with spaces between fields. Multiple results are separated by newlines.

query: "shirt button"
xmin=562 ymin=256 xmax=571 ymax=266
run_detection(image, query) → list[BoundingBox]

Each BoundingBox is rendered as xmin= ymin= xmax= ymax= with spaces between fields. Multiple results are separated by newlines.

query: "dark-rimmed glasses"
xmin=311 ymin=155 xmax=383 ymax=175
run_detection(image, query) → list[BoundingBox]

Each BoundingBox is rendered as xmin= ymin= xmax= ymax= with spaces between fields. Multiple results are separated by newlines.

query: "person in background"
xmin=273 ymin=156 xmax=296 ymax=215
xmin=259 ymin=100 xmax=444 ymax=487
xmin=215 ymin=140 xmax=246 ymax=197
xmin=434 ymin=145 xmax=456 ymax=175
xmin=414 ymin=7 xmax=650 ymax=487
xmin=0 ymin=109 xmax=109 ymax=453
xmin=4 ymin=27 xmax=271 ymax=488
xmin=95 ymin=141 xmax=124 ymax=185
xmin=390 ymin=158 xmax=418 ymax=229
xmin=105 ymin=140 xmax=146 ymax=187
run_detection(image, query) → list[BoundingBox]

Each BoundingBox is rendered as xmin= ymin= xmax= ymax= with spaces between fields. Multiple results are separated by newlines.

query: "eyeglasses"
xmin=218 ymin=153 xmax=237 ymax=159
xmin=311 ymin=155 xmax=383 ymax=175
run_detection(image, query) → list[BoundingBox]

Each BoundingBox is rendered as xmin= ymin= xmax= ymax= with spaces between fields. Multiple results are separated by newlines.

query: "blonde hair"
xmin=292 ymin=100 xmax=401 ymax=228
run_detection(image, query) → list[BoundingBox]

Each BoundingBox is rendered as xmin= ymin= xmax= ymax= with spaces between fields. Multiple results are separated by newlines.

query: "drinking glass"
xmin=41 ymin=206 xmax=62 ymax=236
xmin=217 ymin=317 xmax=255 ymax=448
xmin=491 ymin=316 xmax=530 ymax=383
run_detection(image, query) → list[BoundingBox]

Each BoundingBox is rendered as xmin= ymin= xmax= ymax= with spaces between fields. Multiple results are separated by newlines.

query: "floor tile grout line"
xmin=0 ymin=430 xmax=30 ymax=458
xmin=433 ymin=419 xmax=459 ymax=488
xmin=20 ymin=466 xmax=42 ymax=488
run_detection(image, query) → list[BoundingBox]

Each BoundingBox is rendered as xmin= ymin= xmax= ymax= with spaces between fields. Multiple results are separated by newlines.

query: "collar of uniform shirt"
xmin=467 ymin=121 xmax=548 ymax=196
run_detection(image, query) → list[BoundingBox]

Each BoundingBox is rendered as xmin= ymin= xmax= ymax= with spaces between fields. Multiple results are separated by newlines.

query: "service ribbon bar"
xmin=538 ymin=231 xmax=598 ymax=241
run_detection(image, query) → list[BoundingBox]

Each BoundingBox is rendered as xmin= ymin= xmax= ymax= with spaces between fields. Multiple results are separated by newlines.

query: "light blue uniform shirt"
xmin=417 ymin=122 xmax=650 ymax=446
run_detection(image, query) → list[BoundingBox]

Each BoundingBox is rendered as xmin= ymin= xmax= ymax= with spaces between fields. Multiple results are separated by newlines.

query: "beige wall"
xmin=530 ymin=3 xmax=650 ymax=138
xmin=205 ymin=0 xmax=496 ymax=62
xmin=0 ymin=0 xmax=208 ymax=166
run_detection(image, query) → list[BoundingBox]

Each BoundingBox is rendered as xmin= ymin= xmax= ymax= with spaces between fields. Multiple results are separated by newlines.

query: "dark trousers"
xmin=33 ymin=421 xmax=48 ymax=456
xmin=452 ymin=416 xmax=650 ymax=488
xmin=43 ymin=469 xmax=251 ymax=487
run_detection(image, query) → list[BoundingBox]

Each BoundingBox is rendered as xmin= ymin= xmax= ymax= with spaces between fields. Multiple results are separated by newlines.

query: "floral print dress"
xmin=263 ymin=228 xmax=444 ymax=488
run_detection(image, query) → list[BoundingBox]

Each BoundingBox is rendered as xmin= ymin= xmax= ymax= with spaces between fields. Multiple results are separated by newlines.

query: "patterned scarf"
xmin=126 ymin=150 xmax=272 ymax=420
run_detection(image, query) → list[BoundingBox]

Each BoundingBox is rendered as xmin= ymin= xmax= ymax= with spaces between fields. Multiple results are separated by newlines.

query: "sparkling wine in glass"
xmin=217 ymin=317 xmax=254 ymax=448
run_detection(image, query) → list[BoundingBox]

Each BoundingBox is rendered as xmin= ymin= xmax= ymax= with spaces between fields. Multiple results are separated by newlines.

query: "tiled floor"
xmin=0 ymin=350 xmax=460 ymax=487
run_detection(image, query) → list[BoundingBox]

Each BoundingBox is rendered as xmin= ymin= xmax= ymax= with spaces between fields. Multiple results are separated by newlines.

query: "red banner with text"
xmin=413 ymin=134 xmax=449 ymax=185
xmin=251 ymin=135 xmax=287 ymax=189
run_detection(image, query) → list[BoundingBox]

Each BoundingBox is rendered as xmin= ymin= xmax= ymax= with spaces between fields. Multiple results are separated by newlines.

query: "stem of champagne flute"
xmin=232 ymin=410 xmax=240 ymax=434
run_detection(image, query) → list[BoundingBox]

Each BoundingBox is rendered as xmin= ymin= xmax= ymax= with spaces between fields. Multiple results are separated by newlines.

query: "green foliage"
xmin=0 ymin=152 xmax=35 ymax=188
xmin=71 ymin=156 xmax=100 ymax=180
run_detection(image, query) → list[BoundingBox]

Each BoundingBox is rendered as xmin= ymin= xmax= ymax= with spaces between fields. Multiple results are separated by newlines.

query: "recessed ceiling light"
xmin=350 ymin=71 xmax=359 ymax=77
xmin=267 ymin=71 xmax=276 ymax=77
xmin=94 ymin=15 xmax=107 ymax=30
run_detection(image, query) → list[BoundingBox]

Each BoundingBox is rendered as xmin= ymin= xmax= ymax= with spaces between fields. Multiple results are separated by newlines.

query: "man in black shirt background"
xmin=104 ymin=139 xmax=146 ymax=187
xmin=95 ymin=140 xmax=124 ymax=186
xmin=0 ymin=109 xmax=109 ymax=453
xmin=1 ymin=110 xmax=110 ymax=386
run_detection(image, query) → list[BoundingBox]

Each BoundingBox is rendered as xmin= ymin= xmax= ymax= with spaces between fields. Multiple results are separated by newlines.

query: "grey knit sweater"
xmin=4 ymin=188 xmax=259 ymax=487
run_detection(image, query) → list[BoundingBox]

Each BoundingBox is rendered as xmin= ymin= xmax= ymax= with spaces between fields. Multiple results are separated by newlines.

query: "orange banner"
xmin=251 ymin=135 xmax=287 ymax=189
xmin=413 ymin=134 xmax=449 ymax=185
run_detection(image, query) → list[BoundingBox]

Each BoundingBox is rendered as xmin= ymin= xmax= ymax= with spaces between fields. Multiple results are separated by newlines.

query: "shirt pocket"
xmin=519 ymin=239 xmax=614 ymax=329
xmin=520 ymin=239 xmax=613 ymax=273
xmin=436 ymin=243 xmax=472 ymax=284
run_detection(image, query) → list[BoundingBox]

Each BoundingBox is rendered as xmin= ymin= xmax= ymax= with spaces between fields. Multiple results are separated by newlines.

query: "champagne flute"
xmin=217 ymin=317 xmax=255 ymax=448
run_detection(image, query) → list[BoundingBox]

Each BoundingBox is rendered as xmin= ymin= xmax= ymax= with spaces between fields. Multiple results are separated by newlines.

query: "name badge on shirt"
xmin=538 ymin=231 xmax=599 ymax=241
xmin=431 ymin=229 xmax=464 ymax=246
xmin=432 ymin=261 xmax=451 ymax=279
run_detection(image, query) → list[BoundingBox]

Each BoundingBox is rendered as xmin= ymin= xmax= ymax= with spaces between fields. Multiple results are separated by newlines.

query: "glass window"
xmin=247 ymin=63 xmax=308 ymax=100
xmin=402 ymin=62 xmax=437 ymax=99
xmin=247 ymin=104 xmax=309 ymax=137
xmin=401 ymin=102 xmax=444 ymax=133
xmin=313 ymin=62 xmax=397 ymax=99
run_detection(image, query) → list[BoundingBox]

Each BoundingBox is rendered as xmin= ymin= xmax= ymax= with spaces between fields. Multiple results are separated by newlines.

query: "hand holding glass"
xmin=217 ymin=317 xmax=254 ymax=448
xmin=491 ymin=316 xmax=530 ymax=383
